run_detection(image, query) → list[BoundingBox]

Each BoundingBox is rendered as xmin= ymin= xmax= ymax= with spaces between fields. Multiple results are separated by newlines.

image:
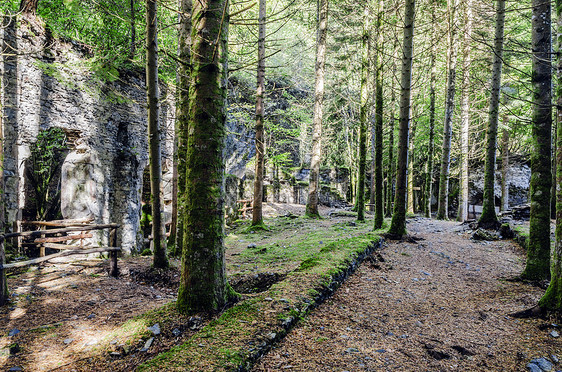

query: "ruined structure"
xmin=1 ymin=19 xmax=175 ymax=253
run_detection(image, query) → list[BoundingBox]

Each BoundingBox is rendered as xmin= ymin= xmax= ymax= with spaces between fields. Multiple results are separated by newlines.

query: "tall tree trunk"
xmin=305 ymin=0 xmax=328 ymax=218
xmin=177 ymin=0 xmax=232 ymax=314
xmin=171 ymin=0 xmax=192 ymax=256
xmin=0 ymin=65 xmax=6 ymax=305
xmin=424 ymin=0 xmax=437 ymax=218
xmin=407 ymin=120 xmax=416 ymax=214
xmin=20 ymin=0 xmax=38 ymax=14
xmin=373 ymin=0 xmax=384 ymax=229
xmin=501 ymin=125 xmax=509 ymax=212
xmin=252 ymin=0 xmax=266 ymax=226
xmin=356 ymin=6 xmax=372 ymax=222
xmin=385 ymin=43 xmax=397 ymax=218
xmin=522 ymin=0 xmax=552 ymax=281
xmin=539 ymin=0 xmax=562 ymax=310
xmin=479 ymin=0 xmax=505 ymax=228
xmin=457 ymin=0 xmax=473 ymax=222
xmin=146 ymin=0 xmax=168 ymax=268
xmin=129 ymin=0 xmax=136 ymax=60
xmin=436 ymin=0 xmax=459 ymax=220
xmin=388 ymin=0 xmax=415 ymax=237
xmin=552 ymin=125 xmax=557 ymax=219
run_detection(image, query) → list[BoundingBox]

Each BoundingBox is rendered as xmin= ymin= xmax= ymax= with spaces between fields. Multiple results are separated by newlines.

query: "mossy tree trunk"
xmin=479 ymin=0 xmax=505 ymax=229
xmin=171 ymin=0 xmax=192 ymax=257
xmin=146 ymin=0 xmax=168 ymax=268
xmin=0 ymin=69 xmax=6 ymax=306
xmin=407 ymin=120 xmax=416 ymax=215
xmin=306 ymin=0 xmax=328 ymax=218
xmin=20 ymin=0 xmax=38 ymax=14
xmin=539 ymin=0 xmax=562 ymax=310
xmin=522 ymin=0 xmax=552 ymax=281
xmin=177 ymin=0 xmax=230 ymax=314
xmin=552 ymin=125 xmax=557 ymax=219
xmin=388 ymin=0 xmax=415 ymax=237
xmin=457 ymin=0 xmax=473 ymax=222
xmin=356 ymin=6 xmax=372 ymax=223
xmin=373 ymin=0 xmax=384 ymax=229
xmin=252 ymin=0 xmax=266 ymax=226
xmin=385 ymin=40 xmax=397 ymax=218
xmin=425 ymin=2 xmax=436 ymax=218
xmin=501 ymin=125 xmax=509 ymax=212
xmin=436 ymin=0 xmax=459 ymax=220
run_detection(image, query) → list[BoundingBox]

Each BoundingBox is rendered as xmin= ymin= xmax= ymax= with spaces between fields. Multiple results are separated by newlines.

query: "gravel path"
xmin=253 ymin=218 xmax=561 ymax=371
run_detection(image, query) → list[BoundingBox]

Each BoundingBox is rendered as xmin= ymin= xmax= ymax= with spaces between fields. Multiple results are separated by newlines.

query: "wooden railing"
xmin=0 ymin=222 xmax=121 ymax=305
xmin=237 ymin=199 xmax=253 ymax=219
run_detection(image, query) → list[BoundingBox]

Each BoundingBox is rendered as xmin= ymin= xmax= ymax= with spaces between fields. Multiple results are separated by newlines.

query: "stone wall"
xmin=1 ymin=19 xmax=175 ymax=253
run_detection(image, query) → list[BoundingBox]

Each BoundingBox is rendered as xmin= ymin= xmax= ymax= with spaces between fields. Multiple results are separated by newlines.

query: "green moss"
xmin=140 ymin=248 xmax=152 ymax=256
xmin=298 ymin=257 xmax=320 ymax=271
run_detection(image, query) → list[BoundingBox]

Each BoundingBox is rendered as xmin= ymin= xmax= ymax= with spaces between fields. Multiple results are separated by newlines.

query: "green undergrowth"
xmin=137 ymin=215 xmax=382 ymax=371
xmin=513 ymin=225 xmax=530 ymax=249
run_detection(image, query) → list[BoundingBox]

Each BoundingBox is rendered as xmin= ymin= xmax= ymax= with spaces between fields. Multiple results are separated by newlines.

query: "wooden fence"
xmin=0 ymin=221 xmax=121 ymax=306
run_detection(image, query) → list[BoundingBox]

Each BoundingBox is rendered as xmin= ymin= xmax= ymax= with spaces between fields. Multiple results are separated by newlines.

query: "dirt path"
xmin=253 ymin=218 xmax=561 ymax=371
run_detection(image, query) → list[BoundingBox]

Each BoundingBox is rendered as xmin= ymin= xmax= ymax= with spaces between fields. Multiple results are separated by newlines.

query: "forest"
xmin=0 ymin=0 xmax=562 ymax=370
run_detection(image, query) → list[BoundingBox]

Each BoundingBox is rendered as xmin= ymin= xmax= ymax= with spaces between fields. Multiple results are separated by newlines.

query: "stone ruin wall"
xmin=1 ymin=20 xmax=175 ymax=253
xmin=0 ymin=19 xmax=352 ymax=253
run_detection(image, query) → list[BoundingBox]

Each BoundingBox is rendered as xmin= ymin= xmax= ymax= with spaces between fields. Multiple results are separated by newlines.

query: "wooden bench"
xmin=0 ymin=222 xmax=121 ymax=305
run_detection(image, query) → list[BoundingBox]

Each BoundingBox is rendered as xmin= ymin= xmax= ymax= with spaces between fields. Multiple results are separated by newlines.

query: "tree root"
xmin=509 ymin=305 xmax=546 ymax=319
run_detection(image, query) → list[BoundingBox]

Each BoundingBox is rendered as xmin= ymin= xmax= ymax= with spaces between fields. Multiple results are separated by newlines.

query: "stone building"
xmin=1 ymin=19 xmax=175 ymax=253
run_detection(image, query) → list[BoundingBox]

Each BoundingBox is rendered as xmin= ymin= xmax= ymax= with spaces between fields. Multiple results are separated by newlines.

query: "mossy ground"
xmin=0 ymin=205 xmax=382 ymax=371
xmin=138 ymin=212 xmax=382 ymax=371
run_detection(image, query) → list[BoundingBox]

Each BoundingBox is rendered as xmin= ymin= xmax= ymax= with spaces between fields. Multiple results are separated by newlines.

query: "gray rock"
xmin=267 ymin=332 xmax=277 ymax=341
xmin=63 ymin=338 xmax=74 ymax=345
xmin=148 ymin=323 xmax=161 ymax=336
xmin=527 ymin=363 xmax=542 ymax=372
xmin=87 ymin=314 xmax=95 ymax=319
xmin=279 ymin=298 xmax=289 ymax=303
xmin=247 ymin=243 xmax=257 ymax=249
xmin=345 ymin=347 xmax=359 ymax=353
xmin=264 ymin=297 xmax=273 ymax=301
xmin=172 ymin=328 xmax=181 ymax=337
xmin=531 ymin=358 xmax=554 ymax=371
xmin=551 ymin=355 xmax=559 ymax=364
xmin=550 ymin=330 xmax=560 ymax=338
xmin=140 ymin=337 xmax=154 ymax=352
xmin=8 ymin=329 xmax=20 ymax=337
xmin=376 ymin=349 xmax=386 ymax=353
xmin=8 ymin=367 xmax=23 ymax=372
xmin=281 ymin=317 xmax=294 ymax=328
xmin=109 ymin=351 xmax=121 ymax=357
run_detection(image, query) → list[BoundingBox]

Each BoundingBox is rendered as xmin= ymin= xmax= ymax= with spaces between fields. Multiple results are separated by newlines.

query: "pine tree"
xmin=539 ymin=0 xmax=562 ymax=310
xmin=177 ymin=0 xmax=233 ymax=314
xmin=478 ymin=0 xmax=505 ymax=229
xmin=252 ymin=0 xmax=266 ymax=226
xmin=521 ymin=0 xmax=552 ymax=281
xmin=146 ymin=0 xmax=168 ymax=268
xmin=436 ymin=0 xmax=459 ymax=220
xmin=388 ymin=0 xmax=415 ymax=237
xmin=170 ymin=0 xmax=193 ymax=257
xmin=306 ymin=0 xmax=328 ymax=218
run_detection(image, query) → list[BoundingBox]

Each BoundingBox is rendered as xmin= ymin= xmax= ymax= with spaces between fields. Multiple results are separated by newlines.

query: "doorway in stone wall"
xmin=22 ymin=127 xmax=70 ymax=222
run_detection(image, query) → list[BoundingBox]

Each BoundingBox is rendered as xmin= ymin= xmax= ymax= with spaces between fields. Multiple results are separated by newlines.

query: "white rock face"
xmin=61 ymin=142 xmax=101 ymax=220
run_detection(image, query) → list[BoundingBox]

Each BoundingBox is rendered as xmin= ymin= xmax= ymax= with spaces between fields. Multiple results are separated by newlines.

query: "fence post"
xmin=109 ymin=228 xmax=119 ymax=277
xmin=0 ymin=236 xmax=8 ymax=306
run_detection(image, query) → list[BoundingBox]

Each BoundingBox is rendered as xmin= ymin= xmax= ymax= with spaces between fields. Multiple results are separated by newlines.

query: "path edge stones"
xmin=235 ymin=237 xmax=385 ymax=372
